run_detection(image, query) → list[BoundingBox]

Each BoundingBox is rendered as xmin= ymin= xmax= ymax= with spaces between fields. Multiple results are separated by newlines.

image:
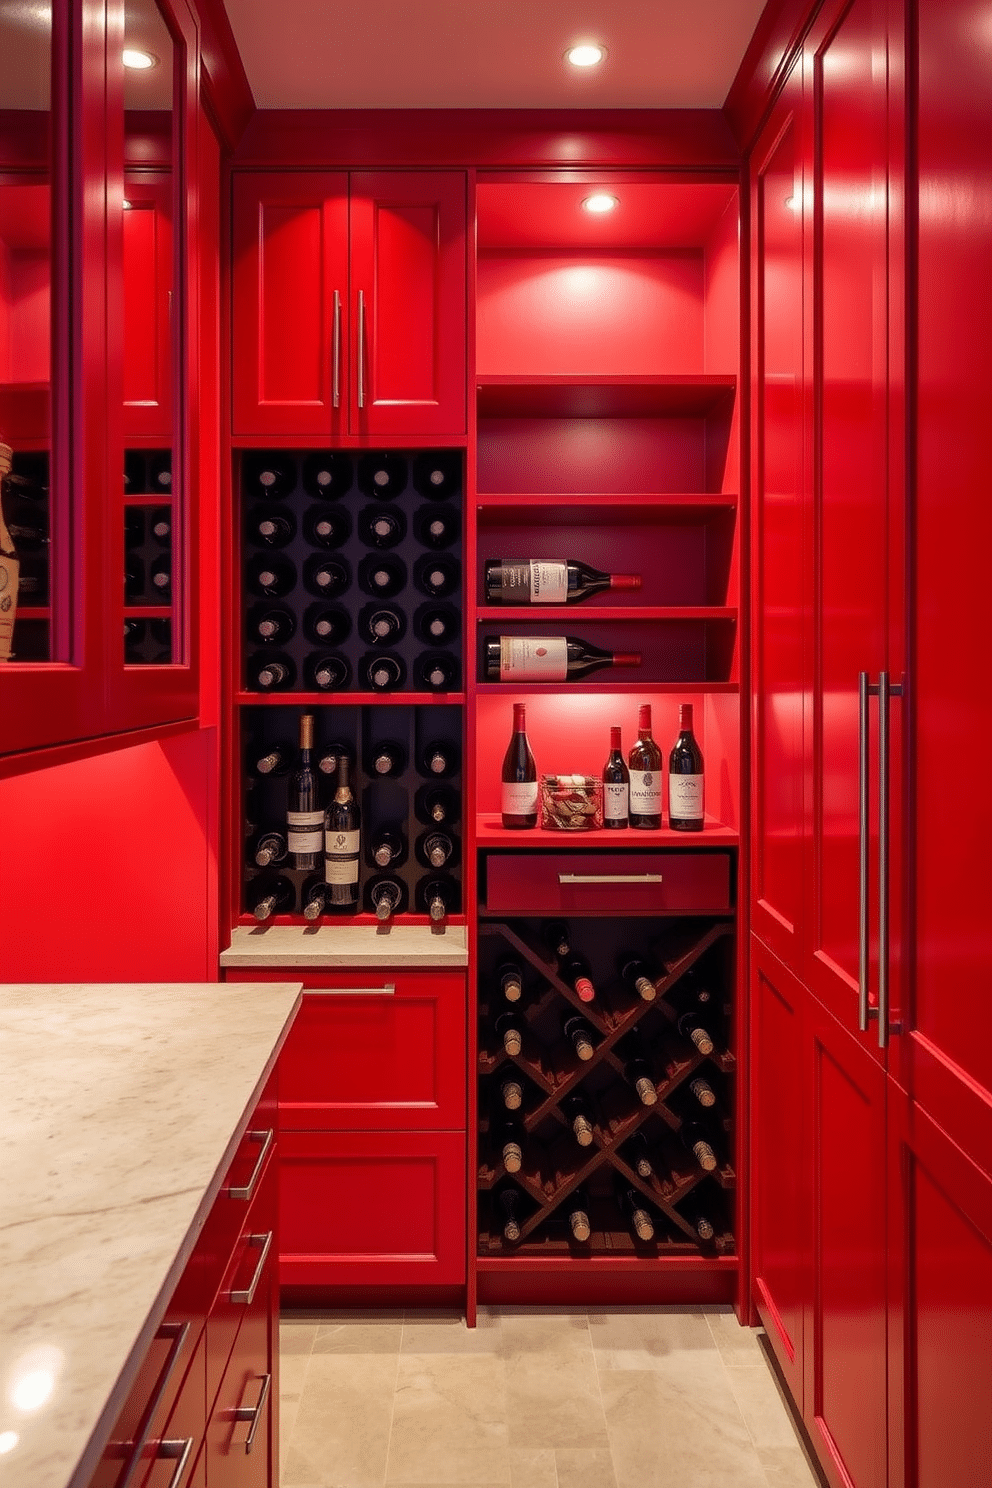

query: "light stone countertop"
xmin=0 ymin=980 xmax=303 ymax=1488
xmin=220 ymin=922 xmax=469 ymax=968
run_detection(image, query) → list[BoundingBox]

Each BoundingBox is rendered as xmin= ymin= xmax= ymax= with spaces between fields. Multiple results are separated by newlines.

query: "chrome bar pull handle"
xmin=227 ymin=1128 xmax=273 ymax=1202
xmin=306 ymin=984 xmax=396 ymax=996
xmin=558 ymin=874 xmax=664 ymax=885
xmin=877 ymin=670 xmax=890 ymax=1047
xmin=357 ymin=289 xmax=366 ymax=408
xmin=858 ymin=671 xmax=871 ymax=1032
xmin=158 ymin=1439 xmax=194 ymax=1488
xmin=233 ymin=1372 xmax=271 ymax=1454
xmin=331 ymin=289 xmax=341 ymax=409
xmin=229 ymin=1230 xmax=273 ymax=1305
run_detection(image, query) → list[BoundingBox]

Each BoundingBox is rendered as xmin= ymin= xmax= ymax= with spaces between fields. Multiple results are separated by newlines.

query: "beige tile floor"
xmin=279 ymin=1307 xmax=823 ymax=1488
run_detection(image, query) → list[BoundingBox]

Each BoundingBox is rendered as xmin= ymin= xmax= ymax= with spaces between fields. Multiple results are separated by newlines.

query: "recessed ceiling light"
xmin=123 ymin=47 xmax=157 ymax=69
xmin=583 ymin=193 xmax=619 ymax=214
xmin=566 ymin=43 xmax=606 ymax=68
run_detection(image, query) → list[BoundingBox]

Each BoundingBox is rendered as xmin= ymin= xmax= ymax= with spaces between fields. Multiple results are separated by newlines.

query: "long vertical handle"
xmin=877 ymin=671 xmax=890 ymax=1047
xmin=858 ymin=670 xmax=871 ymax=1032
xmin=331 ymin=290 xmax=341 ymax=409
xmin=357 ymin=289 xmax=366 ymax=409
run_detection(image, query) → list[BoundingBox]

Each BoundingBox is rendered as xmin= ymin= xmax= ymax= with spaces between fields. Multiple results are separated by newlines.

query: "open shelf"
xmin=235 ymin=690 xmax=465 ymax=707
xmin=477 ymin=607 xmax=737 ymax=623
xmin=475 ymin=492 xmax=738 ymax=515
xmin=476 ymin=816 xmax=739 ymax=848
xmin=476 ymin=375 xmax=737 ymax=420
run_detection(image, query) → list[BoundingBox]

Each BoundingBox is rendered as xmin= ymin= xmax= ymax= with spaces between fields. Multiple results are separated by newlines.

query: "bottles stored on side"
xmin=369 ymin=877 xmax=404 ymax=922
xmin=250 ymin=830 xmax=287 ymax=868
xmin=370 ymin=826 xmax=405 ymax=869
xmin=496 ymin=961 xmax=523 ymax=1004
xmin=484 ymin=558 xmax=641 ymax=606
xmin=247 ymin=605 xmax=296 ymax=647
xmin=620 ymin=955 xmax=657 ymax=1003
xmin=416 ymin=653 xmax=460 ymax=692
xmin=303 ymin=652 xmax=351 ymax=691
xmin=301 ymin=878 xmax=328 ymax=921
xmin=246 ymin=505 xmax=296 ymax=548
xmin=304 ymin=555 xmax=351 ymax=599
xmin=416 ymin=784 xmax=459 ymax=826
xmin=361 ymin=652 xmax=406 ymax=692
xmin=358 ymin=505 xmax=406 ymax=550
xmin=484 ymin=636 xmax=641 ymax=683
xmin=305 ymin=604 xmax=351 ymax=647
xmin=246 ymin=553 xmax=296 ymax=598
xmin=628 ymin=703 xmax=662 ymax=829
xmin=418 ymin=875 xmax=456 ymax=923
xmin=422 ymin=741 xmax=459 ymax=778
xmin=501 ymin=701 xmax=538 ymax=828
xmin=247 ymin=874 xmax=294 ymax=922
xmin=562 ymin=1092 xmax=595 ymax=1147
xmin=360 ymin=604 xmax=405 ymax=647
xmin=303 ymin=504 xmax=351 ymax=550
xmin=567 ymin=1189 xmax=592 ymax=1243
xmin=560 ymin=951 xmax=596 ymax=1004
xmin=495 ymin=1010 xmax=524 ymax=1057
xmin=563 ymin=1012 xmax=596 ymax=1062
xmin=495 ymin=1117 xmax=525 ymax=1174
xmin=301 ymin=452 xmax=352 ymax=500
xmin=669 ymin=702 xmax=705 ymax=831
xmin=247 ymin=653 xmax=296 ymax=691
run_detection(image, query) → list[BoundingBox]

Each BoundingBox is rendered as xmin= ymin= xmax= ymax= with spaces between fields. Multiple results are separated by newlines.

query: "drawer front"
xmin=204 ymin=1237 xmax=275 ymax=1488
xmin=484 ymin=851 xmax=732 ymax=915
xmin=278 ymin=972 xmax=466 ymax=1131
xmin=279 ymin=1129 xmax=466 ymax=1286
xmin=133 ymin=1332 xmax=206 ymax=1488
xmin=192 ymin=1078 xmax=277 ymax=1312
xmin=206 ymin=1155 xmax=277 ymax=1416
xmin=90 ymin=1316 xmax=203 ymax=1488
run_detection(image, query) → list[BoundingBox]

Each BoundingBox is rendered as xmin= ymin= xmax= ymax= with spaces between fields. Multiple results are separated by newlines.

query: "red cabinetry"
xmin=231 ymin=170 xmax=466 ymax=439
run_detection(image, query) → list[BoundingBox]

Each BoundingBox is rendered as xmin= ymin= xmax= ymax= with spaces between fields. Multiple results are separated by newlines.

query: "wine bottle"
xmin=628 ymin=704 xmax=663 ymax=829
xmin=496 ymin=1117 xmax=525 ymax=1174
xmin=414 ymin=604 xmax=460 ymax=646
xmin=614 ymin=1175 xmax=655 ymax=1242
xmin=246 ymin=505 xmax=296 ymax=548
xmin=371 ymin=827 xmax=405 ymax=869
xmin=304 ymin=652 xmax=351 ymax=692
xmin=418 ymin=830 xmax=455 ymax=869
xmin=149 ymin=555 xmax=171 ymax=601
xmin=422 ymin=741 xmax=459 ymax=778
xmin=369 ymin=741 xmax=406 ymax=778
xmin=415 ymin=784 xmax=459 ymax=826
xmin=414 ymin=505 xmax=458 ymax=548
xmin=541 ymin=919 xmax=571 ymax=961
xmin=680 ymin=1202 xmax=717 ymax=1243
xmin=361 ymin=652 xmax=406 ymax=692
xmin=360 ymin=604 xmax=405 ymax=646
xmin=680 ymin=1119 xmax=718 ymax=1173
xmin=560 ymin=951 xmax=596 ymax=1004
xmin=244 ymin=452 xmax=295 ymax=499
xmin=323 ymin=755 xmax=361 ymax=909
xmin=562 ymin=1012 xmax=596 ymax=1062
xmin=412 ymin=451 xmax=460 ymax=499
xmin=358 ymin=553 xmax=406 ymax=598
xmin=603 ymin=725 xmax=630 ymax=829
xmin=669 ymin=702 xmax=705 ymax=830
xmin=500 ymin=1076 xmax=524 ymax=1111
xmin=252 ymin=742 xmax=291 ymax=776
xmin=301 ymin=877 xmax=327 ymax=921
xmin=416 ymin=653 xmax=460 ymax=692
xmin=688 ymin=1076 xmax=717 ymax=1109
xmin=316 ymin=743 xmax=353 ymax=780
xmin=247 ymin=653 xmax=296 ymax=691
xmin=287 ymin=713 xmax=323 ymax=871
xmin=627 ymin=1130 xmax=655 ymax=1179
xmin=125 ymin=558 xmax=145 ymax=601
xmin=562 ymin=1092 xmax=595 ymax=1147
xmin=500 ymin=701 xmax=538 ymax=829
xmin=247 ymin=873 xmax=294 ymax=922
xmin=123 ymin=618 xmax=146 ymax=662
xmin=247 ymin=604 xmax=296 ymax=647
xmin=124 ymin=508 xmax=144 ymax=547
xmin=303 ymin=554 xmax=351 ymax=599
xmin=484 ymin=636 xmax=641 ymax=683
xmin=124 ymin=450 xmax=145 ymax=493
xmin=246 ymin=553 xmax=296 ymax=598
xmin=418 ymin=875 xmax=456 ymax=923
xmin=358 ymin=452 xmax=406 ymax=498
xmin=567 ymin=1188 xmax=592 ymax=1243
xmin=302 ymin=451 xmax=352 ymax=500
xmin=414 ymin=554 xmax=460 ymax=599
xmin=303 ymin=504 xmax=351 ymax=550
xmin=484 ymin=558 xmax=641 ymax=606
xmin=496 ymin=961 xmax=523 ymax=1004
xmin=495 ymin=1010 xmax=524 ymax=1056
xmin=251 ymin=830 xmax=287 ymax=868
xmin=497 ymin=1185 xmax=522 ymax=1243
xmin=624 ymin=1037 xmax=658 ymax=1106
xmin=148 ymin=451 xmax=172 ymax=491
xmin=620 ymin=955 xmax=657 ymax=1003
xmin=305 ymin=603 xmax=351 ymax=647
xmin=677 ymin=1009 xmax=715 ymax=1057
xmin=150 ymin=508 xmax=171 ymax=546
xmin=148 ymin=618 xmax=172 ymax=662
xmin=358 ymin=504 xmax=406 ymax=549
xmin=369 ymin=877 xmax=404 ymax=922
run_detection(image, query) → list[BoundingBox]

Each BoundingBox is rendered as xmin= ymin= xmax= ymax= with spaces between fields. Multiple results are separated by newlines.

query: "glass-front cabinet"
xmin=0 ymin=0 xmax=199 ymax=765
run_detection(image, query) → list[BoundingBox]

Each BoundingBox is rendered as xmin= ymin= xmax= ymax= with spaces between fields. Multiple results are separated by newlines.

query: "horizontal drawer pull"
xmin=157 ymin=1438 xmax=194 ymax=1488
xmin=557 ymin=873 xmax=664 ymax=885
xmin=229 ymin=1230 xmax=273 ymax=1305
xmin=305 ymin=984 xmax=396 ymax=997
xmin=227 ymin=1127 xmax=273 ymax=1201
xmin=233 ymin=1372 xmax=271 ymax=1454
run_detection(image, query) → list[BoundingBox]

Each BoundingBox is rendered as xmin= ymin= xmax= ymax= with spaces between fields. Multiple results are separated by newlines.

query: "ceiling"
xmin=221 ymin=0 xmax=769 ymax=111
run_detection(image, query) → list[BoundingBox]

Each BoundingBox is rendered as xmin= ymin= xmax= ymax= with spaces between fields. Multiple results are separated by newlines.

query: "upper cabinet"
xmin=231 ymin=170 xmax=467 ymax=440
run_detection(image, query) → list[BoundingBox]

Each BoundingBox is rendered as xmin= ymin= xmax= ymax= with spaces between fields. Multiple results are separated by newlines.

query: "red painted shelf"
xmin=475 ymin=492 xmax=738 ymax=515
xmin=476 ymin=607 xmax=737 ymax=624
xmin=234 ymin=691 xmax=466 ymax=707
xmin=475 ymin=815 xmax=739 ymax=847
xmin=474 ymin=680 xmax=740 ymax=696
xmin=476 ymin=375 xmax=737 ymax=419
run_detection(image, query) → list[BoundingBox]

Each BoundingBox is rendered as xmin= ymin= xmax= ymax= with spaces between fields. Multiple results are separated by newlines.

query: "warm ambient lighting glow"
xmin=122 ymin=47 xmax=157 ymax=68
xmin=582 ymin=193 xmax=619 ymax=214
xmin=566 ymin=43 xmax=606 ymax=67
xmin=0 ymin=1433 xmax=18 ymax=1455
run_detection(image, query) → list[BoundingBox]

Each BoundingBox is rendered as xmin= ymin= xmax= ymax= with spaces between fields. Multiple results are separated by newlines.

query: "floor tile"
xmin=508 ymin=1448 xmax=557 ymax=1488
xmin=704 ymin=1309 xmax=767 ymax=1366
xmin=601 ymin=1367 xmax=769 ymax=1488
xmin=314 ymin=1309 xmax=405 ymax=1355
xmin=402 ymin=1308 xmax=503 ymax=1355
xmin=725 ymin=1365 xmax=804 ymax=1450
xmin=505 ymin=1351 xmax=609 ymax=1451
xmin=281 ymin=1317 xmax=319 ymax=1354
xmin=500 ymin=1309 xmax=593 ymax=1363
xmin=554 ymin=1447 xmax=618 ymax=1487
xmin=588 ymin=1308 xmax=714 ymax=1373
xmin=285 ymin=1351 xmax=399 ymax=1487
xmin=758 ymin=1445 xmax=824 ymax=1488
xmin=386 ymin=1353 xmax=510 ymax=1484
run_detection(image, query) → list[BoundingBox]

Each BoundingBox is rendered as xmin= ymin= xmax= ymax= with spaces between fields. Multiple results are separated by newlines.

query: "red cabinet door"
xmin=231 ymin=171 xmax=349 ymax=438
xmin=123 ymin=173 xmax=172 ymax=439
xmin=349 ymin=171 xmax=466 ymax=437
xmin=205 ymin=1208 xmax=276 ymax=1488
xmin=805 ymin=995 xmax=888 ymax=1488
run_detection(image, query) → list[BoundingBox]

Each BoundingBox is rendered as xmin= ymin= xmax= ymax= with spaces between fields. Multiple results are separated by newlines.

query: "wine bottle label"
xmin=286 ymin=811 xmax=324 ymax=853
xmin=324 ymin=828 xmax=360 ymax=884
xmin=494 ymin=560 xmax=568 ymax=604
xmin=499 ymin=636 xmax=568 ymax=681
xmin=669 ymin=774 xmax=704 ymax=818
xmin=603 ymin=781 xmax=629 ymax=821
xmin=502 ymin=780 xmax=539 ymax=815
xmin=629 ymin=769 xmax=662 ymax=813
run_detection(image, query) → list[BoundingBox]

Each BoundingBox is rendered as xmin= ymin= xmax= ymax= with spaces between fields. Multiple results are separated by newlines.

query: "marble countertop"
xmin=0 ymin=980 xmax=302 ymax=1488
xmin=221 ymin=922 xmax=469 ymax=967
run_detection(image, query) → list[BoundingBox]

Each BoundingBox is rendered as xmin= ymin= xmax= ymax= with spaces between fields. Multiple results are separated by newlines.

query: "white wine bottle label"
xmin=286 ymin=811 xmax=324 ymax=853
xmin=502 ymin=1141 xmax=523 ymax=1173
xmin=502 ymin=780 xmax=538 ymax=815
xmin=629 ymin=769 xmax=662 ymax=814
xmin=603 ymin=781 xmax=629 ymax=821
xmin=495 ymin=559 xmax=568 ymax=603
xmin=324 ymin=827 xmax=360 ymax=884
xmin=499 ymin=636 xmax=568 ymax=681
xmin=670 ymin=774 xmax=704 ymax=819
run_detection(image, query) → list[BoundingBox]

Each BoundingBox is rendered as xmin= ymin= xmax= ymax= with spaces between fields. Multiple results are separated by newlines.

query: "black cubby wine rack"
xmin=3 ymin=449 xmax=51 ymax=661
xmin=241 ymin=702 xmax=462 ymax=920
xmin=124 ymin=447 xmax=174 ymax=663
xmin=238 ymin=448 xmax=463 ymax=695
xmin=476 ymin=915 xmax=736 ymax=1257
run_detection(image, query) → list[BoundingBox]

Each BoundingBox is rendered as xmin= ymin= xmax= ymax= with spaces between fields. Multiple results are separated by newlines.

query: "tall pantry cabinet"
xmin=746 ymin=2 xmax=992 ymax=1487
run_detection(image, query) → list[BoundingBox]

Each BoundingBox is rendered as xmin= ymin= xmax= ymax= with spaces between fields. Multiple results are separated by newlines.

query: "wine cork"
xmin=634 ymin=974 xmax=657 ymax=1001
xmin=632 ymin=1208 xmax=654 ymax=1241
xmin=503 ymin=1218 xmax=521 ymax=1242
xmin=502 ymin=1080 xmax=523 ymax=1110
xmin=691 ymin=1138 xmax=718 ymax=1172
xmin=501 ymin=972 xmax=522 ymax=1002
xmin=694 ymin=1216 xmax=715 ymax=1240
xmin=689 ymin=1077 xmax=716 ymax=1107
xmin=569 ymin=1207 xmax=591 ymax=1242
xmin=635 ymin=1076 xmax=658 ymax=1106
xmin=502 ymin=1141 xmax=523 ymax=1173
xmin=689 ymin=1026 xmax=715 ymax=1056
xmin=635 ymin=1155 xmax=653 ymax=1178
xmin=502 ymin=1028 xmax=522 ymax=1056
xmin=572 ymin=1114 xmax=594 ymax=1146
xmin=572 ymin=1031 xmax=594 ymax=1061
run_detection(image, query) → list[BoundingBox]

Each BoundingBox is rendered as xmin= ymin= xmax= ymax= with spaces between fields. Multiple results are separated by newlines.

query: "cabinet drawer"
xmin=134 ymin=1334 xmax=206 ymax=1488
xmin=278 ymin=972 xmax=466 ymax=1131
xmin=279 ymin=1129 xmax=466 ymax=1286
xmin=90 ymin=1314 xmax=203 ymax=1488
xmin=206 ymin=1154 xmax=277 ymax=1416
xmin=204 ymin=1233 xmax=275 ymax=1488
xmin=483 ymin=851 xmax=732 ymax=915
